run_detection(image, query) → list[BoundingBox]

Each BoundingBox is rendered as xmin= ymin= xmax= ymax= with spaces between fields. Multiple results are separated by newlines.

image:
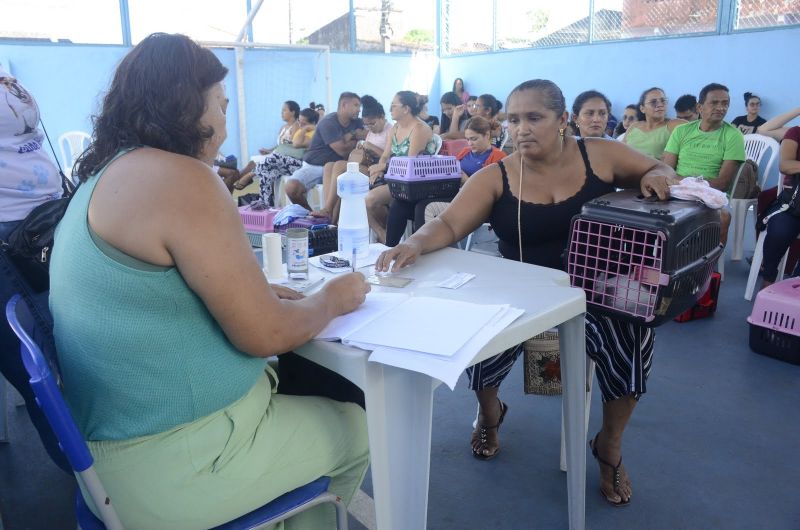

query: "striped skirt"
xmin=466 ymin=312 xmax=655 ymax=402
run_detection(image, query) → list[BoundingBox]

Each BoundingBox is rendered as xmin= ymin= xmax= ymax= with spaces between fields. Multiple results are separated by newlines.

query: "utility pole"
xmin=380 ymin=0 xmax=393 ymax=53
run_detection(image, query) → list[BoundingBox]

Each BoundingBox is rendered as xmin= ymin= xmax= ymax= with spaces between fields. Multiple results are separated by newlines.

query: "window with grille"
xmin=0 ymin=0 xmax=122 ymax=44
xmin=734 ymin=0 xmax=800 ymax=30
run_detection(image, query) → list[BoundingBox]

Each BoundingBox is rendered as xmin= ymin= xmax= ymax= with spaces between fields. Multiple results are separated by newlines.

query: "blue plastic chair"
xmin=6 ymin=294 xmax=349 ymax=530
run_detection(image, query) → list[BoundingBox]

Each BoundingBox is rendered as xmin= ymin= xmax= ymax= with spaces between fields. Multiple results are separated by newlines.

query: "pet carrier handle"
xmin=632 ymin=194 xmax=679 ymax=216
xmin=670 ymin=244 xmax=724 ymax=280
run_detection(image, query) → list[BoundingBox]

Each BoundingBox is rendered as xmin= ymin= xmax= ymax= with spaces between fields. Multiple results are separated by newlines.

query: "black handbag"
xmin=777 ymin=174 xmax=800 ymax=217
xmin=1 ymin=123 xmax=79 ymax=292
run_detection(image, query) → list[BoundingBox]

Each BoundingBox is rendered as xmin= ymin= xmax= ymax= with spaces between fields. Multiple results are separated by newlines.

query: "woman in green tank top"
xmin=364 ymin=90 xmax=438 ymax=243
xmin=49 ymin=33 xmax=370 ymax=530
xmin=623 ymin=87 xmax=686 ymax=160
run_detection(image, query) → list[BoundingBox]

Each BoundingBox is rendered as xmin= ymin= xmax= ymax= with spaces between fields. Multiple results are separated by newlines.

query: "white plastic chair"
xmin=0 ymin=376 xmax=7 ymax=443
xmin=57 ymin=131 xmax=91 ymax=184
xmin=730 ymin=134 xmax=780 ymax=261
xmin=431 ymin=133 xmax=443 ymax=155
xmin=744 ymin=175 xmax=796 ymax=300
xmin=464 ymin=223 xmax=498 ymax=256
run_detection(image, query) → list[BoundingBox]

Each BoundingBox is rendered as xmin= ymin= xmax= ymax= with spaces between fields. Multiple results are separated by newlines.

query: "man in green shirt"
xmin=663 ymin=83 xmax=745 ymax=245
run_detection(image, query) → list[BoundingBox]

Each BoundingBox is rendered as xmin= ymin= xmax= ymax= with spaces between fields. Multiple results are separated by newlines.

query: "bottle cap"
xmin=347 ymin=162 xmax=359 ymax=173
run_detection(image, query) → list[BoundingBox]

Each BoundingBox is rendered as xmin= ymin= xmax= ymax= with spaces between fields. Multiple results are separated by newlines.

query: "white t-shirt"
xmin=0 ymin=68 xmax=62 ymax=222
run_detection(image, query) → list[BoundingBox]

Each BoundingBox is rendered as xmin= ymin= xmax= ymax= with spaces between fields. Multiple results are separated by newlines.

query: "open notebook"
xmin=316 ymin=292 xmax=519 ymax=360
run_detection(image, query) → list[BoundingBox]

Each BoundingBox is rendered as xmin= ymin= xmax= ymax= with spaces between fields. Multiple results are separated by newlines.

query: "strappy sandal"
xmin=233 ymin=172 xmax=254 ymax=190
xmin=589 ymin=433 xmax=631 ymax=507
xmin=471 ymin=400 xmax=508 ymax=460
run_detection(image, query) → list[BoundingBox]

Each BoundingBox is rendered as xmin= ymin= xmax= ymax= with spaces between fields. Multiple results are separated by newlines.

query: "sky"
xmin=0 ymin=0 xmax=436 ymax=46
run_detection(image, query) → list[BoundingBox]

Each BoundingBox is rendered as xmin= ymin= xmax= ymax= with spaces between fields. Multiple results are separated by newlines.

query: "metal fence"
xmin=734 ymin=0 xmax=800 ymax=30
xmin=1 ymin=0 xmax=798 ymax=53
xmin=442 ymin=0 xmax=799 ymax=55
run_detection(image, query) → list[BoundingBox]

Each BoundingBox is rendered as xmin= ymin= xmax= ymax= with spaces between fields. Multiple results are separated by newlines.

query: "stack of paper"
xmin=316 ymin=292 xmax=524 ymax=389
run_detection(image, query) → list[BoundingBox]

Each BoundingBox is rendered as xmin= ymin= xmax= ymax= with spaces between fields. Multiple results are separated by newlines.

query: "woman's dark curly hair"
xmin=75 ymin=33 xmax=228 ymax=181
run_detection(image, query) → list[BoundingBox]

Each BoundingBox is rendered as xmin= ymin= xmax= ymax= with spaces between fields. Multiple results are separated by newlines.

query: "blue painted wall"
xmin=0 ymin=43 xmax=420 ymax=165
xmin=437 ymin=27 xmax=800 ymax=126
xmin=1 ymin=26 xmax=796 ymax=171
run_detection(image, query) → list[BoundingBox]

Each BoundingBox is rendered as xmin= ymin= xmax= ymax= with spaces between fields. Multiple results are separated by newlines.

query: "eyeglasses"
xmin=320 ymin=255 xmax=350 ymax=268
xmin=390 ymin=103 xmax=405 ymax=109
xmin=646 ymin=98 xmax=668 ymax=107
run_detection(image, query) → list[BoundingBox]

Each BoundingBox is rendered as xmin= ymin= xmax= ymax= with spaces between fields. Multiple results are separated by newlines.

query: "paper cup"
xmin=262 ymin=233 xmax=285 ymax=280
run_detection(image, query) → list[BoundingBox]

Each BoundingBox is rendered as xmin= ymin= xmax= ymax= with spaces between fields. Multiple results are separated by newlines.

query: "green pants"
xmin=86 ymin=370 xmax=369 ymax=529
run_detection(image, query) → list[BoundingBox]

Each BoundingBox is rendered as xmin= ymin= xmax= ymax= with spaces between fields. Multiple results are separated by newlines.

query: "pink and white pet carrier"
xmin=747 ymin=278 xmax=800 ymax=365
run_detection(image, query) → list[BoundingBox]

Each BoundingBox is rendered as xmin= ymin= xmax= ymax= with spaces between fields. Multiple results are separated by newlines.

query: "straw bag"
xmin=523 ymin=330 xmax=562 ymax=395
xmin=348 ymin=145 xmax=377 ymax=167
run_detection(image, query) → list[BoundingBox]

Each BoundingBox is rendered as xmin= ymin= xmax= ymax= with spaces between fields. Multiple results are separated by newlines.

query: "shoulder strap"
xmin=39 ymin=120 xmax=77 ymax=197
xmin=576 ymin=138 xmax=593 ymax=178
xmin=497 ymin=159 xmax=508 ymax=181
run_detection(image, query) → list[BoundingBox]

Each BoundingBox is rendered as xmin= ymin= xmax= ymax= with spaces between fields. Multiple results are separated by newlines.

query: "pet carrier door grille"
xmin=567 ymin=219 xmax=668 ymax=322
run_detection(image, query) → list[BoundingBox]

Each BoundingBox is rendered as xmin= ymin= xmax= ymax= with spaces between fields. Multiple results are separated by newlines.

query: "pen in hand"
xmin=351 ymin=247 xmax=356 ymax=273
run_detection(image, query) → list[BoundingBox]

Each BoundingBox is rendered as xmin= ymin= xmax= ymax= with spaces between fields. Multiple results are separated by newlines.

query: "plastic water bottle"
xmin=337 ymin=162 xmax=370 ymax=263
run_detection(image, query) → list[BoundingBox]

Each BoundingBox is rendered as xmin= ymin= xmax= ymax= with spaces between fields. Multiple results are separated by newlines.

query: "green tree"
xmin=528 ymin=8 xmax=549 ymax=33
xmin=403 ymin=28 xmax=433 ymax=44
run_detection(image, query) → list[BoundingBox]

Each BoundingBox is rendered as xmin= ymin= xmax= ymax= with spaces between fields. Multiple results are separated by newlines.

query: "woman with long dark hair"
xmin=732 ymin=92 xmax=767 ymax=134
xmin=51 ymin=33 xmax=370 ymax=528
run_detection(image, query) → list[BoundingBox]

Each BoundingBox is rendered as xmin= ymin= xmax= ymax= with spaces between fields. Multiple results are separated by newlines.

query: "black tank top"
xmin=489 ymin=138 xmax=616 ymax=270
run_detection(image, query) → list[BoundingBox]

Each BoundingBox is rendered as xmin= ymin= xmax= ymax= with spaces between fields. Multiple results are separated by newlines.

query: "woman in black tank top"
xmin=376 ymin=80 xmax=678 ymax=506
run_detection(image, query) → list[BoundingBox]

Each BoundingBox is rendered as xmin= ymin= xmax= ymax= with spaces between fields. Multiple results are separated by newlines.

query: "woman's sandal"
xmin=233 ymin=172 xmax=254 ymax=190
xmin=471 ymin=400 xmax=508 ymax=460
xmin=589 ymin=433 xmax=631 ymax=507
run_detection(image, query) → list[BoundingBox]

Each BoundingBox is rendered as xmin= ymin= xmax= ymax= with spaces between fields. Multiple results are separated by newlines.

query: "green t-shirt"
xmin=664 ymin=121 xmax=745 ymax=179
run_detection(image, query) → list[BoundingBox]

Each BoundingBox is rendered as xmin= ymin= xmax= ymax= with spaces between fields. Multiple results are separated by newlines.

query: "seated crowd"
xmin=2 ymin=31 xmax=799 ymax=530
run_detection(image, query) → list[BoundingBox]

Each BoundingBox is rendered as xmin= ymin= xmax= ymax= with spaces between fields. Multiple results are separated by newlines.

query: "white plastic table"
xmin=295 ymin=247 xmax=587 ymax=530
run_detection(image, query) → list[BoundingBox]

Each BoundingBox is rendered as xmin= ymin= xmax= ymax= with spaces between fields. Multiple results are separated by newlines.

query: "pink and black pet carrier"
xmin=566 ymin=190 xmax=723 ymax=326
xmin=747 ymin=278 xmax=800 ymax=365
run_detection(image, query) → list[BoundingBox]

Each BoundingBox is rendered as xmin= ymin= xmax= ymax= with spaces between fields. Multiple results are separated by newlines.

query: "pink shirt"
xmin=782 ymin=126 xmax=800 ymax=187
xmin=366 ymin=120 xmax=393 ymax=150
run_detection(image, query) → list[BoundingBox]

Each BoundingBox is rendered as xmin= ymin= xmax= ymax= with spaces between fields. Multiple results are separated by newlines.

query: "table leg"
xmin=364 ymin=362 xmax=435 ymax=530
xmin=559 ymin=313 xmax=586 ymax=530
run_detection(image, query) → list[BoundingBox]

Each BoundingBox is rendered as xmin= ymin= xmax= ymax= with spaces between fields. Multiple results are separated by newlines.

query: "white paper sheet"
xmin=366 ymin=306 xmax=525 ymax=389
xmin=343 ymin=297 xmax=507 ymax=356
xmin=315 ymin=292 xmax=409 ymax=341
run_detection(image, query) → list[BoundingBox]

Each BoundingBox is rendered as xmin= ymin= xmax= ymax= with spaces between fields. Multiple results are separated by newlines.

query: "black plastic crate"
xmin=386 ymin=178 xmax=461 ymax=202
xmin=307 ymin=226 xmax=338 ymax=257
xmin=267 ymin=225 xmax=338 ymax=257
xmin=749 ymin=325 xmax=800 ymax=365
